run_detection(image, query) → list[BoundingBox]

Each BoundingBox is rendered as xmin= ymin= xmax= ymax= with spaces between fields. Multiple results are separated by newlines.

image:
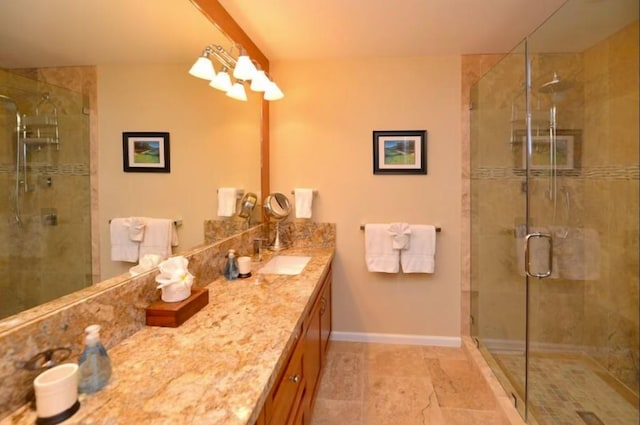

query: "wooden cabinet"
xmin=261 ymin=265 xmax=332 ymax=425
xmin=304 ymin=268 xmax=332 ymax=414
xmin=267 ymin=332 xmax=305 ymax=425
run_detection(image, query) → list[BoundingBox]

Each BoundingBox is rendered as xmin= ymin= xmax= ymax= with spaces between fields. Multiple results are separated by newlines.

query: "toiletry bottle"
xmin=78 ymin=325 xmax=112 ymax=394
xmin=223 ymin=249 xmax=239 ymax=280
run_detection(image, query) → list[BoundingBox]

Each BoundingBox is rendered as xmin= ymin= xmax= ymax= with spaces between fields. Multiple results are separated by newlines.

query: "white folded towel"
xmin=217 ymin=188 xmax=238 ymax=217
xmin=400 ymin=225 xmax=436 ymax=273
xmin=388 ymin=222 xmax=411 ymax=250
xmin=294 ymin=188 xmax=314 ymax=219
xmin=139 ymin=218 xmax=179 ymax=260
xmin=365 ymin=224 xmax=399 ymax=273
xmin=128 ymin=217 xmax=146 ymax=242
xmin=110 ymin=218 xmax=139 ymax=262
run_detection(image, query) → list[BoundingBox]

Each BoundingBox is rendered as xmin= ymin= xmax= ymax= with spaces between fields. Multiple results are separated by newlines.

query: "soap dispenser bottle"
xmin=78 ymin=324 xmax=112 ymax=394
xmin=223 ymin=249 xmax=239 ymax=280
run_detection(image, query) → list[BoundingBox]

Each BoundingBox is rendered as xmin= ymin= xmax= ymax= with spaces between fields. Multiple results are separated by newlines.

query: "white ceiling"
xmin=217 ymin=0 xmax=568 ymax=59
xmin=0 ymin=0 xmax=636 ymax=68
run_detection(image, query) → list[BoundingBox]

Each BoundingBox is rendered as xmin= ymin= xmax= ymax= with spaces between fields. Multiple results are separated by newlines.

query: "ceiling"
xmin=217 ymin=0 xmax=569 ymax=59
xmin=1 ymin=0 xmax=636 ymax=68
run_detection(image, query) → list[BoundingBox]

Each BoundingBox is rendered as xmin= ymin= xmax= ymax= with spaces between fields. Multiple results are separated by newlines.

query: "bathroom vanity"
xmin=2 ymin=246 xmax=334 ymax=425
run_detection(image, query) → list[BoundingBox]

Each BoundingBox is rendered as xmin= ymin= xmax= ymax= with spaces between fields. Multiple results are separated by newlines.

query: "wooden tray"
xmin=145 ymin=287 xmax=209 ymax=327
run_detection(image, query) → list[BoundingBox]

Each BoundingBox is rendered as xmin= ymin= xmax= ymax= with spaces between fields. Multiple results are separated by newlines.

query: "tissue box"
xmin=145 ymin=287 xmax=209 ymax=327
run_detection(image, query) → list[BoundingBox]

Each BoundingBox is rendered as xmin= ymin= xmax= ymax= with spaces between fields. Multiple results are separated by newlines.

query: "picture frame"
xmin=512 ymin=129 xmax=581 ymax=174
xmin=122 ymin=132 xmax=170 ymax=173
xmin=523 ymin=134 xmax=575 ymax=170
xmin=372 ymin=130 xmax=427 ymax=175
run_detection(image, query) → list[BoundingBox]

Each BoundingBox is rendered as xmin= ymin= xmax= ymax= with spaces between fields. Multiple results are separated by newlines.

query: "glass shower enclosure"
xmin=0 ymin=68 xmax=92 ymax=320
xmin=470 ymin=0 xmax=639 ymax=423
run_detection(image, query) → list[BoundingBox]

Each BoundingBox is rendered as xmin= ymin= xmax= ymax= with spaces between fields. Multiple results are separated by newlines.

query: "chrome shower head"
xmin=539 ymin=72 xmax=572 ymax=93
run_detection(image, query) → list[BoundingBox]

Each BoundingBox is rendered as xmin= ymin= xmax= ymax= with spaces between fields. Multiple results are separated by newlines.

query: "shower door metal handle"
xmin=524 ymin=232 xmax=553 ymax=278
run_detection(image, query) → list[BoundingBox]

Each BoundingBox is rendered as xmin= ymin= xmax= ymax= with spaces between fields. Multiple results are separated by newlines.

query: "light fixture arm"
xmin=208 ymin=44 xmax=237 ymax=69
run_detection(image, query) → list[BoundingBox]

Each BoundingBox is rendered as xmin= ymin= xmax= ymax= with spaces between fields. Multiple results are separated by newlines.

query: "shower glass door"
xmin=0 ymin=68 xmax=92 ymax=320
xmin=524 ymin=2 xmax=639 ymax=424
xmin=472 ymin=0 xmax=639 ymax=424
xmin=470 ymin=39 xmax=529 ymax=418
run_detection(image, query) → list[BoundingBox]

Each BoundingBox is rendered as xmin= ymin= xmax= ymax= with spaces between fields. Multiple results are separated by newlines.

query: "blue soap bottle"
xmin=78 ymin=324 xmax=112 ymax=394
xmin=224 ymin=249 xmax=239 ymax=280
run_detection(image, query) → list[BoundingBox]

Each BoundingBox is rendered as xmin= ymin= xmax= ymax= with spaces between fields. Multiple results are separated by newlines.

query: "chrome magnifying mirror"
xmin=263 ymin=193 xmax=291 ymax=250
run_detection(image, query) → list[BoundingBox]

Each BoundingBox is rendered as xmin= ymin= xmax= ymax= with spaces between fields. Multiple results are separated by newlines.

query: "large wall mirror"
xmin=0 ymin=0 xmax=266 ymax=323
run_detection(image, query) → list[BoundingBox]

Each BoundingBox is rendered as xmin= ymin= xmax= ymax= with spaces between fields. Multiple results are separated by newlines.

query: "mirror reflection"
xmin=0 ymin=0 xmax=263 ymax=321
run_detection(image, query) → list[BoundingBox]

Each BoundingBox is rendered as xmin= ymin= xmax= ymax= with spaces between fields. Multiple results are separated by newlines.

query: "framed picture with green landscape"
xmin=122 ymin=132 xmax=170 ymax=173
xmin=372 ymin=130 xmax=427 ymax=175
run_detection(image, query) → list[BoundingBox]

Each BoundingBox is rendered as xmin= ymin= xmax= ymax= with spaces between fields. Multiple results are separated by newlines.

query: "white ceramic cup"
xmin=34 ymin=363 xmax=79 ymax=418
xmin=238 ymin=256 xmax=252 ymax=275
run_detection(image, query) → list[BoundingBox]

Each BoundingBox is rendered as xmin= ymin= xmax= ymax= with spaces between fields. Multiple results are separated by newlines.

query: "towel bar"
xmin=109 ymin=219 xmax=183 ymax=227
xmin=360 ymin=224 xmax=441 ymax=232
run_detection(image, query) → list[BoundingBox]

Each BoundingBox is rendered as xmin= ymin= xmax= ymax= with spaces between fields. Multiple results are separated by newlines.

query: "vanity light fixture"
xmin=249 ymin=70 xmax=270 ymax=92
xmin=188 ymin=48 xmax=215 ymax=80
xmin=233 ymin=50 xmax=258 ymax=81
xmin=189 ymin=43 xmax=283 ymax=101
xmin=209 ymin=67 xmax=232 ymax=92
xmin=226 ymin=81 xmax=248 ymax=101
xmin=264 ymin=80 xmax=284 ymax=101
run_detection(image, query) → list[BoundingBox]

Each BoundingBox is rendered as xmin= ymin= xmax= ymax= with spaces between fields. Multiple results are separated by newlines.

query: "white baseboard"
xmin=331 ymin=331 xmax=461 ymax=347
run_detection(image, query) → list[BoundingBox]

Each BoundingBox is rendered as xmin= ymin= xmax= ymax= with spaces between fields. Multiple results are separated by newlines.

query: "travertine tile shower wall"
xmin=0 ymin=67 xmax=93 ymax=319
xmin=471 ymin=22 xmax=638 ymax=392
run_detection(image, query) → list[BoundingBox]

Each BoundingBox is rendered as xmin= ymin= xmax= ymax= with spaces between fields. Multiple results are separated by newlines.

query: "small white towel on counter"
xmin=217 ymin=188 xmax=238 ymax=217
xmin=294 ymin=188 xmax=314 ymax=219
xmin=110 ymin=218 xmax=140 ymax=262
xmin=400 ymin=225 xmax=436 ymax=273
xmin=139 ymin=218 xmax=179 ymax=260
xmin=387 ymin=222 xmax=411 ymax=250
xmin=365 ymin=224 xmax=400 ymax=273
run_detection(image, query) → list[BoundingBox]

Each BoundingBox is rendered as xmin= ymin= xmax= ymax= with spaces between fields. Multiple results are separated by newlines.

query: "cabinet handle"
xmin=289 ymin=374 xmax=300 ymax=383
xmin=320 ymin=298 xmax=326 ymax=315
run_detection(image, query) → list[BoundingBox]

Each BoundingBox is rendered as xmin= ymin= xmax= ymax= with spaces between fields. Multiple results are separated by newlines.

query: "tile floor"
xmin=310 ymin=341 xmax=511 ymax=425
xmin=495 ymin=353 xmax=639 ymax=425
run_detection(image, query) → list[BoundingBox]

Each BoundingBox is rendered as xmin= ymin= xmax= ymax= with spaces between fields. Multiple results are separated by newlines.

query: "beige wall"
xmin=270 ymin=56 xmax=462 ymax=339
xmin=97 ymin=63 xmax=261 ymax=279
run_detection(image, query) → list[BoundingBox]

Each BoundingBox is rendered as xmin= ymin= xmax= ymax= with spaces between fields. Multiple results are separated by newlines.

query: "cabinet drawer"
xmin=269 ymin=336 xmax=304 ymax=425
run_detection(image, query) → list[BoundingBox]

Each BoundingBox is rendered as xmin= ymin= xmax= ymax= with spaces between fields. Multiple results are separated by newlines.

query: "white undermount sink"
xmin=257 ymin=255 xmax=312 ymax=275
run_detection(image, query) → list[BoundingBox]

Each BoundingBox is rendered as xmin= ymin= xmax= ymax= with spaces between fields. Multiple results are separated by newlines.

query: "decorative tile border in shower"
xmin=471 ymin=165 xmax=639 ymax=180
xmin=0 ymin=163 xmax=90 ymax=176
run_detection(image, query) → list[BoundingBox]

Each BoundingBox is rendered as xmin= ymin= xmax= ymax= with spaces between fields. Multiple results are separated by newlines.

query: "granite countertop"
xmin=5 ymin=247 xmax=334 ymax=425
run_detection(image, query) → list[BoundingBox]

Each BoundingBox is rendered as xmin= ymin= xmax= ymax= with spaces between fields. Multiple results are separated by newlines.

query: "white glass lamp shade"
xmin=188 ymin=56 xmax=215 ymax=80
xmin=264 ymin=81 xmax=284 ymax=101
xmin=226 ymin=82 xmax=248 ymax=101
xmin=210 ymin=69 xmax=232 ymax=92
xmin=233 ymin=55 xmax=258 ymax=81
xmin=249 ymin=70 xmax=270 ymax=92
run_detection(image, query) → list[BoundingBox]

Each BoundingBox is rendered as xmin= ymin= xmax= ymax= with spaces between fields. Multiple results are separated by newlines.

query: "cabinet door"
xmin=269 ymin=335 xmax=304 ymax=425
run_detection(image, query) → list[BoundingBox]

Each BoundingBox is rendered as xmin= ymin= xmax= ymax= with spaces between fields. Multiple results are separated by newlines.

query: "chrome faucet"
xmin=20 ymin=347 xmax=71 ymax=372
